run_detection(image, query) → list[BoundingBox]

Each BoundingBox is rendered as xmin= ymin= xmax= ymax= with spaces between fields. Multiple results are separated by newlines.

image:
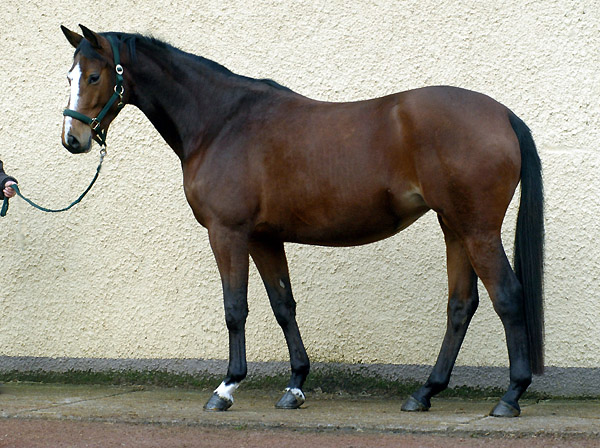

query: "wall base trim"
xmin=1 ymin=356 xmax=597 ymax=397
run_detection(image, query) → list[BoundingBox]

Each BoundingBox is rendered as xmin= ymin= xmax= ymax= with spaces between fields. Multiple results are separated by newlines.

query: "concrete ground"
xmin=1 ymin=383 xmax=599 ymax=447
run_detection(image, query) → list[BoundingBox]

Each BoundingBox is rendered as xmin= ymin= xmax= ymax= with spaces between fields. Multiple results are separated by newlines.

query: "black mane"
xmin=104 ymin=32 xmax=293 ymax=93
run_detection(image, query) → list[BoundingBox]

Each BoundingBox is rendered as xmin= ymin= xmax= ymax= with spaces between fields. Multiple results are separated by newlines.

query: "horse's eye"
xmin=88 ymin=74 xmax=100 ymax=85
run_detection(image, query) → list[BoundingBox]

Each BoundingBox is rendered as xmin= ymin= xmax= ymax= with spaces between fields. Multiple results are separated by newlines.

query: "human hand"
xmin=3 ymin=181 xmax=17 ymax=198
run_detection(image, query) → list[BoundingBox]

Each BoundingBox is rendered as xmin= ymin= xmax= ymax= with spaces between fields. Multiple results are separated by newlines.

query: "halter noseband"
xmin=63 ymin=36 xmax=125 ymax=148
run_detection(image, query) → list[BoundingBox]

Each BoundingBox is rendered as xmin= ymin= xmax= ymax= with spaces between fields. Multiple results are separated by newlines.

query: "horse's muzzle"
xmin=63 ymin=133 xmax=92 ymax=154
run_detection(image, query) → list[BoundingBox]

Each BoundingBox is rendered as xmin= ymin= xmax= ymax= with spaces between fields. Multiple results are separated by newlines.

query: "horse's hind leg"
xmin=462 ymin=232 xmax=532 ymax=417
xmin=402 ymin=217 xmax=479 ymax=412
xmin=250 ymin=238 xmax=310 ymax=409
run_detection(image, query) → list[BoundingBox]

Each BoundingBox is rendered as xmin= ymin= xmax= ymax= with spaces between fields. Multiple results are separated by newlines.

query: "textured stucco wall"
xmin=0 ymin=0 xmax=598 ymax=379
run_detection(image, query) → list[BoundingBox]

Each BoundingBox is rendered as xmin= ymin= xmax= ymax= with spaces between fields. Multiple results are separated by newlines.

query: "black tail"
xmin=509 ymin=112 xmax=545 ymax=375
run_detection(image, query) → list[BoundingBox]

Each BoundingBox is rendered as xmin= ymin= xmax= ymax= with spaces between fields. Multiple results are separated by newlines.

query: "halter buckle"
xmin=90 ymin=118 xmax=101 ymax=131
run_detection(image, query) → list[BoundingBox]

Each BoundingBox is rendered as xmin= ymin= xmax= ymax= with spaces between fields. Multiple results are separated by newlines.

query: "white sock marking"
xmin=285 ymin=387 xmax=306 ymax=403
xmin=215 ymin=381 xmax=239 ymax=402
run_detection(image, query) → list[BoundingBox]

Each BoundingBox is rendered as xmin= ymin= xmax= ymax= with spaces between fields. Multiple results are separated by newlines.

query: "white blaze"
xmin=65 ymin=63 xmax=82 ymax=137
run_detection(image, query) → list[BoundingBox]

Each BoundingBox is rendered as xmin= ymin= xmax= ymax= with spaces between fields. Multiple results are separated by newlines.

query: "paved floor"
xmin=1 ymin=383 xmax=599 ymax=446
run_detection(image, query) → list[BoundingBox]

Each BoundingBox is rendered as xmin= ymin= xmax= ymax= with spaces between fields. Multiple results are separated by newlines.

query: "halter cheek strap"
xmin=63 ymin=37 xmax=125 ymax=148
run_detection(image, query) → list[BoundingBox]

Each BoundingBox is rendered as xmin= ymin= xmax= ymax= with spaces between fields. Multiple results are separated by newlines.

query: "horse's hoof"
xmin=275 ymin=388 xmax=305 ymax=409
xmin=490 ymin=400 xmax=520 ymax=417
xmin=401 ymin=395 xmax=430 ymax=412
xmin=204 ymin=392 xmax=233 ymax=411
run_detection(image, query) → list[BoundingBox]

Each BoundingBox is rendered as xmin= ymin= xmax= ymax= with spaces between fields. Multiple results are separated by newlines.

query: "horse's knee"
xmin=224 ymin=301 xmax=248 ymax=332
xmin=273 ymin=300 xmax=296 ymax=326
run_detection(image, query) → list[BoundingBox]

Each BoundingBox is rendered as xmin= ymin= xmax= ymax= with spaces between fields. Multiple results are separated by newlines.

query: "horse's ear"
xmin=61 ymin=25 xmax=83 ymax=49
xmin=79 ymin=25 xmax=103 ymax=50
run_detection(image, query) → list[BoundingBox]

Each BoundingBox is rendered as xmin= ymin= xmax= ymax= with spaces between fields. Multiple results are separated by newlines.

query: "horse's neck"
xmin=128 ymin=49 xmax=249 ymax=160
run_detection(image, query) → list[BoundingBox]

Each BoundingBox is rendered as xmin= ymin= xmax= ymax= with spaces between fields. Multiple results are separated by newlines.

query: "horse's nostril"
xmin=67 ymin=134 xmax=80 ymax=150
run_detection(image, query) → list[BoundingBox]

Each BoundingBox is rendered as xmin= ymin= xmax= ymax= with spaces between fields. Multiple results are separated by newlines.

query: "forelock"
xmin=74 ymin=40 xmax=103 ymax=61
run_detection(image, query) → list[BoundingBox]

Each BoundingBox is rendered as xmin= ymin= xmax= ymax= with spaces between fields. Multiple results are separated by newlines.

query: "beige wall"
xmin=0 ymin=1 xmax=598 ymax=374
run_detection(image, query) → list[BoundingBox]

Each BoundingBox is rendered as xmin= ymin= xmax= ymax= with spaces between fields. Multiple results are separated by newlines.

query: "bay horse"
xmin=60 ymin=25 xmax=544 ymax=417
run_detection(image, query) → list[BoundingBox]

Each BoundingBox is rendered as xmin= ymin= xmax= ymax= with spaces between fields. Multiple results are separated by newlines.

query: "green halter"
xmin=63 ymin=36 xmax=125 ymax=147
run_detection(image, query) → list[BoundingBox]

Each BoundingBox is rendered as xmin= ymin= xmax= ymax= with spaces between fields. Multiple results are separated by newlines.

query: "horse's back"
xmin=265 ymin=87 xmax=519 ymax=241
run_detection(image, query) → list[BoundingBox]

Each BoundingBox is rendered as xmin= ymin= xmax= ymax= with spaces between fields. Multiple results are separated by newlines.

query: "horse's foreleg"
xmin=250 ymin=238 xmax=310 ymax=409
xmin=402 ymin=218 xmax=479 ymax=412
xmin=204 ymin=227 xmax=250 ymax=412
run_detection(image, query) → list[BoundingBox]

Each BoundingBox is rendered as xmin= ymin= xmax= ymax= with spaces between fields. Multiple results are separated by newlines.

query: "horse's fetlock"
xmin=511 ymin=372 xmax=532 ymax=389
xmin=293 ymin=361 xmax=310 ymax=377
xmin=226 ymin=367 xmax=247 ymax=384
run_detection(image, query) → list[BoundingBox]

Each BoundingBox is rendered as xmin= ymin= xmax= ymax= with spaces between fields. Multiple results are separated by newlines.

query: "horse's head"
xmin=61 ymin=25 xmax=126 ymax=153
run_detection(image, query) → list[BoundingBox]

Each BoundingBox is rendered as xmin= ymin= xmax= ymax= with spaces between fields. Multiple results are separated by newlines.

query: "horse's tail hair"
xmin=509 ymin=111 xmax=545 ymax=375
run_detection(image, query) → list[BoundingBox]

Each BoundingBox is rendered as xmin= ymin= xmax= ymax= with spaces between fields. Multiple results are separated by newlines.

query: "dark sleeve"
xmin=0 ymin=160 xmax=18 ymax=200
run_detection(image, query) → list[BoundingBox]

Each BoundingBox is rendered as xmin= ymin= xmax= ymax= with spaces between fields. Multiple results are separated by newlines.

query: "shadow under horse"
xmin=60 ymin=25 xmax=544 ymax=418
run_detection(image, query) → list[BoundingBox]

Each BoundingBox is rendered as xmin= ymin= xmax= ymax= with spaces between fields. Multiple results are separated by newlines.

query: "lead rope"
xmin=1 ymin=147 xmax=106 ymax=217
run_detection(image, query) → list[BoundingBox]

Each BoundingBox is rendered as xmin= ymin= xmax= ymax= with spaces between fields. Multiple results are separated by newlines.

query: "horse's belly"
xmin=263 ymin=201 xmax=430 ymax=247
